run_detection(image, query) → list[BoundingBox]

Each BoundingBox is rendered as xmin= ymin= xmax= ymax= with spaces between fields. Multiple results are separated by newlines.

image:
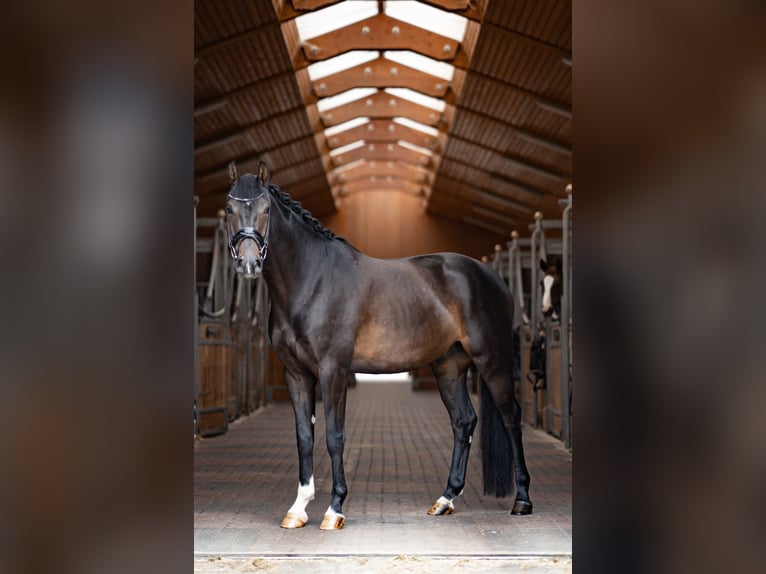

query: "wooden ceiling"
xmin=195 ymin=0 xmax=571 ymax=235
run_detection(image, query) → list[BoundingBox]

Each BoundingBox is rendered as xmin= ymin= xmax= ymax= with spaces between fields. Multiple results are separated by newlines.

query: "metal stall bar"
xmin=559 ymin=184 xmax=573 ymax=448
xmin=492 ymin=243 xmax=504 ymax=278
xmin=528 ymin=212 xmax=546 ymax=428
xmin=194 ymin=196 xmax=200 ymax=438
xmin=530 ymin=211 xmax=545 ymax=332
xmin=509 ymin=231 xmax=524 ymax=329
xmin=509 ymin=230 xmax=533 ymax=424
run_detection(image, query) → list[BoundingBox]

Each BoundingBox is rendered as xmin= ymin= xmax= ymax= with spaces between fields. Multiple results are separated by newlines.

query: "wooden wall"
xmin=324 ymin=191 xmax=502 ymax=260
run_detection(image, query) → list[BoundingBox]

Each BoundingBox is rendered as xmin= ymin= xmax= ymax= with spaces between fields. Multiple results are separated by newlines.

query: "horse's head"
xmin=226 ymin=161 xmax=272 ymax=279
xmin=540 ymin=255 xmax=563 ymax=319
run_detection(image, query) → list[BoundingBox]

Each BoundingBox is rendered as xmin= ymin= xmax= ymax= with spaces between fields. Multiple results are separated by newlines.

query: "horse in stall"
xmin=540 ymin=255 xmax=563 ymax=320
xmin=225 ymin=161 xmax=533 ymax=530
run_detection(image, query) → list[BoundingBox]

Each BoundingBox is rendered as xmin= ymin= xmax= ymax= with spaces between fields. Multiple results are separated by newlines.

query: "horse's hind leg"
xmin=427 ymin=346 xmax=477 ymax=516
xmin=474 ymin=354 xmax=533 ymax=515
xmin=280 ymin=370 xmax=317 ymax=528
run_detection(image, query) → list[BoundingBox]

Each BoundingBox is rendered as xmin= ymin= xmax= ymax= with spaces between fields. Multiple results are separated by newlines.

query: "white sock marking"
xmin=324 ymin=505 xmax=345 ymax=519
xmin=286 ymin=475 xmax=315 ymax=521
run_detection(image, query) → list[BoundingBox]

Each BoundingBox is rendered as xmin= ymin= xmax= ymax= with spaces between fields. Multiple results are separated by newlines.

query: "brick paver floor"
xmin=195 ymin=382 xmax=572 ymax=571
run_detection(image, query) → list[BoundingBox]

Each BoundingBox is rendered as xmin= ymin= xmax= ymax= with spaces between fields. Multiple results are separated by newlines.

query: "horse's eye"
xmin=264 ymin=207 xmax=270 ymax=215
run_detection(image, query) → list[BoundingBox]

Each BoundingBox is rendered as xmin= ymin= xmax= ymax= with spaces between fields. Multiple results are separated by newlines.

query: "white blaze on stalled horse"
xmin=541 ymin=274 xmax=555 ymax=314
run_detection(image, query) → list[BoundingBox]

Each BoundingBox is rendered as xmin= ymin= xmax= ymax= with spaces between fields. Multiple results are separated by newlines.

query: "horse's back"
xmin=348 ymin=252 xmax=511 ymax=372
xmin=407 ymin=252 xmax=515 ymax=356
xmin=406 ymin=252 xmax=513 ymax=314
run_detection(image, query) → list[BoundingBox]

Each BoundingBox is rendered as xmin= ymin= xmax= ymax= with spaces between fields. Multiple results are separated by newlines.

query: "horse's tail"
xmin=480 ymin=378 xmax=513 ymax=497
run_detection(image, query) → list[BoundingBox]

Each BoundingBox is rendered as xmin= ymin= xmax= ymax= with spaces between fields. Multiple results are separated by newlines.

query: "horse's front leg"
xmin=280 ymin=370 xmax=317 ymax=528
xmin=318 ymin=360 xmax=349 ymax=530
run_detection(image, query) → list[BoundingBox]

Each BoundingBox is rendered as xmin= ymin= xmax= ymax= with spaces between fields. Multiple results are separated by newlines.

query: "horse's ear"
xmin=227 ymin=161 xmax=238 ymax=184
xmin=539 ymin=258 xmax=548 ymax=272
xmin=258 ymin=161 xmax=271 ymax=185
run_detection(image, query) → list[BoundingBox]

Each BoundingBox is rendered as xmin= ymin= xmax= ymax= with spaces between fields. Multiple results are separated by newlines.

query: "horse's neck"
xmin=262 ymin=214 xmax=337 ymax=312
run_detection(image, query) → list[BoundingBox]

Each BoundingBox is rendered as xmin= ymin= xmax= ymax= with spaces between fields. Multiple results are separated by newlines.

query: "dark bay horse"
xmin=225 ymin=161 xmax=532 ymax=530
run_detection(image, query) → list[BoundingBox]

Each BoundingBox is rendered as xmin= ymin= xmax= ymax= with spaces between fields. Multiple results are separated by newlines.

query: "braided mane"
xmin=268 ymin=184 xmax=353 ymax=246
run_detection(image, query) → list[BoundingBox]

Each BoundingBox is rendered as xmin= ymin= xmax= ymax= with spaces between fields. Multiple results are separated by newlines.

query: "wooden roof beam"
xmin=432 ymin=179 xmax=535 ymax=217
xmin=323 ymin=119 xmax=442 ymax=151
xmin=445 ymin=133 xmax=570 ymax=183
xmin=196 ymin=132 xmax=318 ymax=181
xmin=320 ymin=91 xmax=446 ymax=127
xmin=333 ymin=160 xmax=432 ymax=184
xmin=313 ymin=56 xmax=448 ymax=98
xmin=331 ymin=142 xmax=433 ymax=168
xmin=340 ymin=178 xmax=424 ymax=196
xmin=300 ymin=13 xmax=460 ymax=64
xmin=418 ymin=0 xmax=485 ymax=22
xmin=194 ymin=107 xmax=310 ymax=153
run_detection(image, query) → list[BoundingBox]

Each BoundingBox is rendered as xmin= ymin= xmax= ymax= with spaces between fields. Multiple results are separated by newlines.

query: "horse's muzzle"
xmin=236 ymin=255 xmax=262 ymax=278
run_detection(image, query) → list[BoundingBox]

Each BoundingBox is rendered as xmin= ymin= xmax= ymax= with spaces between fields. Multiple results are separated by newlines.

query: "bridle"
xmin=226 ymin=192 xmax=271 ymax=263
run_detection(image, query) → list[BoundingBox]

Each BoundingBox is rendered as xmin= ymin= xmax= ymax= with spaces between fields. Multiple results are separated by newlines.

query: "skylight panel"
xmin=384 ymin=1 xmax=467 ymax=42
xmin=296 ymin=1 xmax=379 ymax=41
xmin=316 ymin=87 xmax=377 ymax=113
xmin=329 ymin=140 xmax=365 ymax=158
xmin=334 ymin=159 xmax=366 ymax=173
xmin=384 ymin=51 xmax=454 ymax=81
xmin=393 ymin=117 xmax=439 ymax=137
xmin=308 ymin=51 xmax=379 ymax=81
xmin=385 ymin=88 xmax=445 ymax=112
xmin=398 ymin=139 xmax=433 ymax=156
xmin=324 ymin=117 xmax=370 ymax=137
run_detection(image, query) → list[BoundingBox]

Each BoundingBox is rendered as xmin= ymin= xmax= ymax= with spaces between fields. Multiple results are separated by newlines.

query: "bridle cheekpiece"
xmin=226 ymin=192 xmax=270 ymax=263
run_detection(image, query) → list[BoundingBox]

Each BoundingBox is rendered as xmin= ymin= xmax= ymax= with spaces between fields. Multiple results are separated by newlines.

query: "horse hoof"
xmin=427 ymin=496 xmax=455 ymax=516
xmin=511 ymin=500 xmax=533 ymax=515
xmin=319 ymin=512 xmax=345 ymax=530
xmin=279 ymin=512 xmax=307 ymax=528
